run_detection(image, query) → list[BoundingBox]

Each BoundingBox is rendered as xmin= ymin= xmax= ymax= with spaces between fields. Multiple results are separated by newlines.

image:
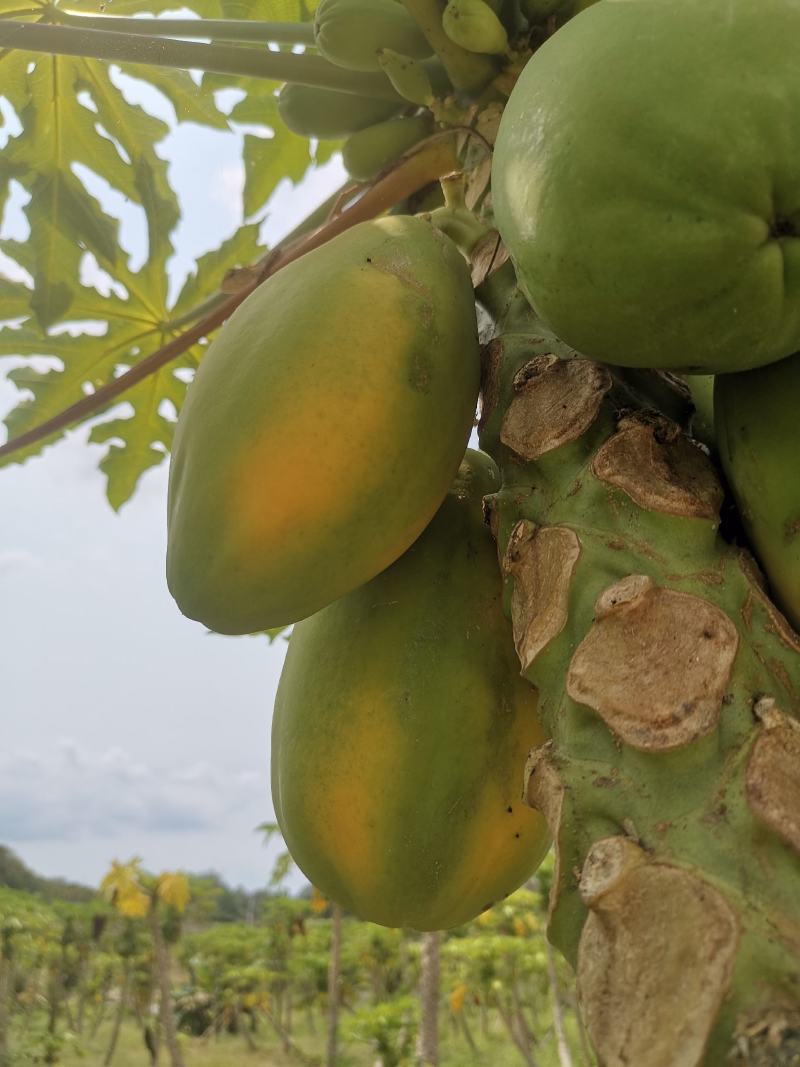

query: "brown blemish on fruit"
xmin=500 ymin=356 xmax=611 ymax=460
xmin=592 ymin=415 xmax=723 ymax=519
xmin=746 ymin=701 xmax=800 ymax=855
xmin=577 ymin=860 xmax=739 ymax=1067
xmin=502 ymin=521 xmax=581 ymax=672
xmin=566 ymin=575 xmax=738 ymax=751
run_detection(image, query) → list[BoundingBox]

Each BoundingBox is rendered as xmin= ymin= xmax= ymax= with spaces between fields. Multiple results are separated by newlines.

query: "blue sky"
xmin=1 ymin=63 xmax=346 ymax=891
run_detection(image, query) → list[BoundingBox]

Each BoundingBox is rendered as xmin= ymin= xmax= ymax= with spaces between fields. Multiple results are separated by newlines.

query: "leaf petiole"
xmin=0 ymin=20 xmax=401 ymax=99
xmin=54 ymin=11 xmax=316 ymax=47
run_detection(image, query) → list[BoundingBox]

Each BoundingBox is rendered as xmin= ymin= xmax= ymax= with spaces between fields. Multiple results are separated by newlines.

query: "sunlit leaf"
xmin=0 ymin=0 xmax=328 ymax=505
xmin=243 ymin=127 xmax=311 ymax=218
xmin=156 ymin=872 xmax=191 ymax=912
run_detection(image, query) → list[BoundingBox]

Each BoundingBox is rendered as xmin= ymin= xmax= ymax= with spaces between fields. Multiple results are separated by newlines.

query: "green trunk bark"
xmin=477 ymin=263 xmax=800 ymax=1067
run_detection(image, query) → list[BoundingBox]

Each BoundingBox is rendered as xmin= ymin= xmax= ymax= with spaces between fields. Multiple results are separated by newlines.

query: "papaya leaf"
xmin=219 ymin=0 xmax=319 ymax=20
xmin=269 ymin=851 xmax=294 ymax=887
xmin=115 ymin=63 xmax=229 ymax=129
xmin=0 ymin=4 xmax=232 ymax=328
xmin=171 ymin=221 xmax=261 ymax=319
xmin=0 ymin=0 xmax=327 ymax=502
xmin=155 ymin=872 xmax=191 ymax=912
xmin=243 ymin=127 xmax=311 ymax=218
xmin=65 ymin=0 xmax=224 ymax=17
xmin=88 ymin=372 xmax=177 ymax=512
xmin=0 ymin=46 xmax=32 ymax=117
xmin=0 ymin=220 xmax=260 ymax=506
xmin=0 ymin=275 xmax=32 ymax=321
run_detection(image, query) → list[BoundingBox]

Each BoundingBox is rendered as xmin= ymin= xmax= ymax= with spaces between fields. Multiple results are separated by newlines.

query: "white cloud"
xmin=0 ymin=740 xmax=265 ymax=844
xmin=211 ymin=164 xmax=245 ymax=229
xmin=0 ymin=548 xmax=43 ymax=574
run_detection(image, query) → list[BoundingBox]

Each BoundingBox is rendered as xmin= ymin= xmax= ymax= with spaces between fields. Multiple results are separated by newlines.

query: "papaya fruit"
xmin=377 ymin=49 xmax=433 ymax=107
xmin=314 ymin=0 xmax=433 ymax=73
xmin=493 ymin=0 xmax=800 ymax=374
xmin=442 ymin=0 xmax=508 ymax=55
xmin=166 ymin=215 xmax=480 ymax=636
xmin=271 ymin=450 xmax=551 ymax=931
xmin=341 ymin=113 xmax=434 ymax=181
xmin=277 ymin=83 xmax=402 ymax=139
xmin=715 ymin=353 xmax=800 ymax=629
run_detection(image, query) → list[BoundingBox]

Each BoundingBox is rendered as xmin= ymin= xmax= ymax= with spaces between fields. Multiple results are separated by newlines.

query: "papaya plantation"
xmin=1 ymin=0 xmax=799 ymax=1064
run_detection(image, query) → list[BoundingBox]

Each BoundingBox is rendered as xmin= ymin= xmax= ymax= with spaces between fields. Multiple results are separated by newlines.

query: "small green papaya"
xmin=271 ymin=450 xmax=551 ymax=931
xmin=166 ymin=215 xmax=480 ymax=635
xmin=715 ymin=354 xmax=800 ymax=629
xmin=442 ymin=0 xmax=508 ymax=55
xmin=342 ymin=114 xmax=434 ymax=181
xmin=314 ymin=0 xmax=433 ymax=73
xmin=277 ymin=83 xmax=402 ymax=139
xmin=377 ymin=48 xmax=433 ymax=106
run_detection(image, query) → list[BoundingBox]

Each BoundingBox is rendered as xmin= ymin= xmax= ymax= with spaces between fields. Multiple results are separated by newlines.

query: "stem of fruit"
xmin=400 ymin=0 xmax=496 ymax=93
xmin=0 ymin=21 xmax=400 ymax=99
xmin=477 ymin=263 xmax=800 ymax=1066
xmin=0 ymin=136 xmax=459 ymax=461
xmin=54 ymin=12 xmax=317 ymax=46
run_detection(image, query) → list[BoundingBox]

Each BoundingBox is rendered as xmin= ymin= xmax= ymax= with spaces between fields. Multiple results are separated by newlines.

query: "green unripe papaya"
xmin=342 ymin=114 xmax=434 ymax=181
xmin=715 ymin=354 xmax=800 ymax=629
xmin=271 ymin=450 xmax=551 ymax=931
xmin=167 ymin=215 xmax=480 ymax=635
xmin=442 ymin=0 xmax=508 ymax=55
xmin=377 ymin=48 xmax=433 ymax=106
xmin=277 ymin=83 xmax=402 ymax=139
xmin=314 ymin=0 xmax=433 ymax=73
xmin=493 ymin=0 xmax=800 ymax=374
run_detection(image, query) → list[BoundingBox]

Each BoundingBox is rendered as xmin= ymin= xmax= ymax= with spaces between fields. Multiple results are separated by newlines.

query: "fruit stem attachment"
xmin=54 ymin=11 xmax=317 ymax=46
xmin=399 ymin=0 xmax=496 ymax=93
xmin=0 ymin=21 xmax=402 ymax=99
xmin=441 ymin=172 xmax=467 ymax=210
xmin=426 ymin=200 xmax=492 ymax=258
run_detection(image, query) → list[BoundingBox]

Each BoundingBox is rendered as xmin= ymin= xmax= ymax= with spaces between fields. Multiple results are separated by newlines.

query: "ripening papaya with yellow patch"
xmin=167 ymin=216 xmax=480 ymax=634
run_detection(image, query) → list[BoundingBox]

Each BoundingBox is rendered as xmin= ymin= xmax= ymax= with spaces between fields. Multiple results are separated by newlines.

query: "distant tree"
xmin=0 ymin=846 xmax=93 ymax=903
xmin=101 ymin=859 xmax=190 ymax=1067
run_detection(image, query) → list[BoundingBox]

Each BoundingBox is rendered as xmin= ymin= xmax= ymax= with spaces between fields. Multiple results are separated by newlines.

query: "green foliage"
xmin=343 ymin=996 xmax=418 ymax=1067
xmin=0 ymin=0 xmax=325 ymax=506
xmin=0 ymin=845 xmax=95 ymax=904
xmin=0 ymin=876 xmax=586 ymax=1066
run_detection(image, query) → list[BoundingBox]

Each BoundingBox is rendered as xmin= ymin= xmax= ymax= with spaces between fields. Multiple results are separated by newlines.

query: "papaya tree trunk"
xmin=416 ymin=931 xmax=440 ymax=1066
xmin=477 ymin=263 xmax=800 ymax=1066
xmin=544 ymin=940 xmax=573 ymax=1067
xmin=103 ymin=960 xmax=130 ymax=1067
xmin=495 ymin=997 xmax=540 ymax=1067
xmin=148 ymin=907 xmax=185 ymax=1067
xmin=326 ymin=905 xmax=342 ymax=1067
xmin=459 ymin=1010 xmax=478 ymax=1057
